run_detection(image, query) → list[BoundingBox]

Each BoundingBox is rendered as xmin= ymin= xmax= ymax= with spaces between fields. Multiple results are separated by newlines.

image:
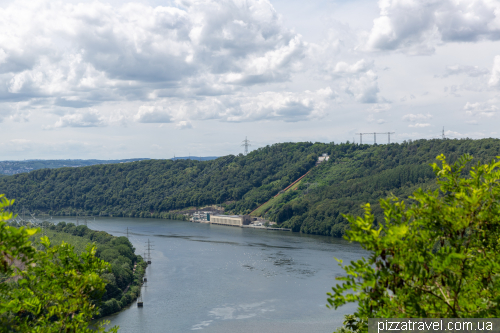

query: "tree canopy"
xmin=0 ymin=195 xmax=117 ymax=332
xmin=329 ymin=154 xmax=500 ymax=330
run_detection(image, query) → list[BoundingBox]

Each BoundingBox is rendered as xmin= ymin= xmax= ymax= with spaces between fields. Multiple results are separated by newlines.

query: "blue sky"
xmin=1 ymin=0 xmax=499 ymax=159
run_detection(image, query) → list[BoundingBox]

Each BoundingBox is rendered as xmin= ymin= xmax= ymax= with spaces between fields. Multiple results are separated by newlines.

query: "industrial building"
xmin=210 ymin=215 xmax=251 ymax=227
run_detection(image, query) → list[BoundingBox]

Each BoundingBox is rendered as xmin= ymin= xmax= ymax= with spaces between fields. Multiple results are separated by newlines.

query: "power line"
xmin=355 ymin=132 xmax=395 ymax=144
xmin=145 ymin=239 xmax=154 ymax=264
xmin=241 ymin=136 xmax=251 ymax=155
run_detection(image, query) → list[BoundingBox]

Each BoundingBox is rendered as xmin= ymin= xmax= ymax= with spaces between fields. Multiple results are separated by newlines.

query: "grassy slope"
xmin=31 ymin=229 xmax=92 ymax=254
xmin=251 ymin=178 xmax=304 ymax=216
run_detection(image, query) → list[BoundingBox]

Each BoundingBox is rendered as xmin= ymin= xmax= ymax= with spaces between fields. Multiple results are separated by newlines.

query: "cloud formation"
xmin=53 ymin=109 xmax=106 ymax=128
xmin=135 ymin=106 xmax=173 ymax=123
xmin=489 ymin=55 xmax=500 ymax=87
xmin=134 ymin=87 xmax=335 ymax=123
xmin=367 ymin=0 xmax=500 ymax=54
xmin=0 ymin=0 xmax=308 ymax=121
xmin=403 ymin=113 xmax=432 ymax=128
xmin=464 ymin=102 xmax=498 ymax=117
xmin=441 ymin=65 xmax=490 ymax=78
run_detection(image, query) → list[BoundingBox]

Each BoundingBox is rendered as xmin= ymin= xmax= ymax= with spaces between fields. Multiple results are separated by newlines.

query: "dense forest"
xmin=18 ymin=221 xmax=147 ymax=317
xmin=257 ymin=139 xmax=500 ymax=236
xmin=0 ymin=142 xmax=320 ymax=217
xmin=2 ymin=139 xmax=500 ymax=237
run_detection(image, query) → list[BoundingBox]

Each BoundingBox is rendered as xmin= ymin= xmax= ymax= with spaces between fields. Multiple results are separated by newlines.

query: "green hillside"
xmin=251 ymin=138 xmax=500 ymax=236
xmin=1 ymin=139 xmax=500 ymax=237
xmin=0 ymin=142 xmax=321 ymax=217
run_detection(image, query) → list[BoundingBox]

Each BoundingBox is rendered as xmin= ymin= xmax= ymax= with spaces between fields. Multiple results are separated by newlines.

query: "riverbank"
xmin=22 ymin=222 xmax=147 ymax=318
xmin=191 ymin=219 xmax=292 ymax=231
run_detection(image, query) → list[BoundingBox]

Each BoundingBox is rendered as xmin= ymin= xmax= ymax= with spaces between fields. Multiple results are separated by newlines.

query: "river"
xmin=51 ymin=217 xmax=367 ymax=333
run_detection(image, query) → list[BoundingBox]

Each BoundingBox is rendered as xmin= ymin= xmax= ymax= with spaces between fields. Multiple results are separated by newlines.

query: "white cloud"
xmin=0 ymin=0 xmax=306 ymax=116
xmin=333 ymin=59 xmax=373 ymax=74
xmin=345 ymin=70 xmax=381 ymax=103
xmin=176 ymin=120 xmax=193 ymax=129
xmin=409 ymin=123 xmax=431 ymax=128
xmin=368 ymin=103 xmax=391 ymax=113
xmin=442 ymin=64 xmax=490 ymax=77
xmin=53 ymin=109 xmax=106 ymax=128
xmin=464 ymin=102 xmax=498 ymax=117
xmin=489 ymin=55 xmax=500 ymax=87
xmin=403 ymin=113 xmax=433 ymax=122
xmin=366 ymin=0 xmax=500 ymax=54
xmin=8 ymin=110 xmax=30 ymax=122
xmin=134 ymin=106 xmax=173 ymax=123
xmin=133 ymin=87 xmax=334 ymax=124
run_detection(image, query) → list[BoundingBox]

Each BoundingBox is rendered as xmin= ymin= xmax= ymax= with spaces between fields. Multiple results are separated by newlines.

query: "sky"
xmin=1 ymin=0 xmax=499 ymax=160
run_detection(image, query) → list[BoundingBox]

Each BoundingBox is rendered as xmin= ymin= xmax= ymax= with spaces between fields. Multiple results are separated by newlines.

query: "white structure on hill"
xmin=317 ymin=153 xmax=329 ymax=164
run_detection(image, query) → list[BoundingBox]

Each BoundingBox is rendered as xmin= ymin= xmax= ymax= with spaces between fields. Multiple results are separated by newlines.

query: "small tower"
xmin=241 ymin=136 xmax=251 ymax=155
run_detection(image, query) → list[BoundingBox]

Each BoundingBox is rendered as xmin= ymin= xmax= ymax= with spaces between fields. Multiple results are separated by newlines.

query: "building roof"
xmin=212 ymin=215 xmax=243 ymax=218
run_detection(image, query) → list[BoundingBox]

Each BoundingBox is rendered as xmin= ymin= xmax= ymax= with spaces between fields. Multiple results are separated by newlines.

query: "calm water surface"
xmin=52 ymin=217 xmax=367 ymax=333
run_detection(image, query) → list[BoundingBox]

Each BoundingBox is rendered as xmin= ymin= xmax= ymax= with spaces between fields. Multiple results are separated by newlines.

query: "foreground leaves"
xmin=328 ymin=154 xmax=500 ymax=329
xmin=0 ymin=195 xmax=118 ymax=332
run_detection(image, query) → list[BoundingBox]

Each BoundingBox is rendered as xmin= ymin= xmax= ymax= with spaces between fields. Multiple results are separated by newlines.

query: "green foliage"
xmin=39 ymin=223 xmax=147 ymax=318
xmin=264 ymin=138 xmax=500 ymax=236
xmin=334 ymin=315 xmax=367 ymax=333
xmin=0 ymin=195 xmax=37 ymax=279
xmin=0 ymin=196 xmax=117 ymax=332
xmin=31 ymin=229 xmax=94 ymax=254
xmin=328 ymin=154 xmax=500 ymax=327
xmin=0 ymin=142 xmax=321 ymax=218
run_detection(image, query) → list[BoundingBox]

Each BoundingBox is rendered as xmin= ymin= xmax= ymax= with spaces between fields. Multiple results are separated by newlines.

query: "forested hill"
xmin=247 ymin=138 xmax=500 ymax=236
xmin=0 ymin=142 xmax=321 ymax=217
xmin=1 ymin=139 xmax=500 ymax=237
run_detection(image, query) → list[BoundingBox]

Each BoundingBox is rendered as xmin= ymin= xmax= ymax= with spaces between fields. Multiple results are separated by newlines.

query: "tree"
xmin=0 ymin=194 xmax=118 ymax=332
xmin=328 ymin=154 xmax=500 ymax=329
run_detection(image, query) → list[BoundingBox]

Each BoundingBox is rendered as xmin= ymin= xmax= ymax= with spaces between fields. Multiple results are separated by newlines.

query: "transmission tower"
xmin=442 ymin=127 xmax=445 ymax=139
xmin=355 ymin=132 xmax=395 ymax=144
xmin=126 ymin=227 xmax=129 ymax=239
xmin=241 ymin=136 xmax=251 ymax=155
xmin=145 ymin=239 xmax=154 ymax=264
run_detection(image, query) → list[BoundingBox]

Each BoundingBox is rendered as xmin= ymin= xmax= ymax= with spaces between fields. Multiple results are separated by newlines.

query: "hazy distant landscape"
xmin=0 ymin=157 xmax=219 ymax=176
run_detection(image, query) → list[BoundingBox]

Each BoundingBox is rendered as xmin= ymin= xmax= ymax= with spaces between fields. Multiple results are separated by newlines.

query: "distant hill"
xmin=0 ymin=159 xmax=149 ymax=175
xmin=0 ymin=142 xmax=318 ymax=219
xmin=171 ymin=156 xmax=219 ymax=161
xmin=1 ymin=139 xmax=500 ymax=237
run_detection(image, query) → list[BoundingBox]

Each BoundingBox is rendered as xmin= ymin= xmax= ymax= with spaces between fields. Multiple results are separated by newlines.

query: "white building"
xmin=210 ymin=215 xmax=251 ymax=227
xmin=317 ymin=153 xmax=330 ymax=164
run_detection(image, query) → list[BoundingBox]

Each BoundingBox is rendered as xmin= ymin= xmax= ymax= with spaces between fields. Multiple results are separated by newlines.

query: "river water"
xmin=51 ymin=217 xmax=367 ymax=333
